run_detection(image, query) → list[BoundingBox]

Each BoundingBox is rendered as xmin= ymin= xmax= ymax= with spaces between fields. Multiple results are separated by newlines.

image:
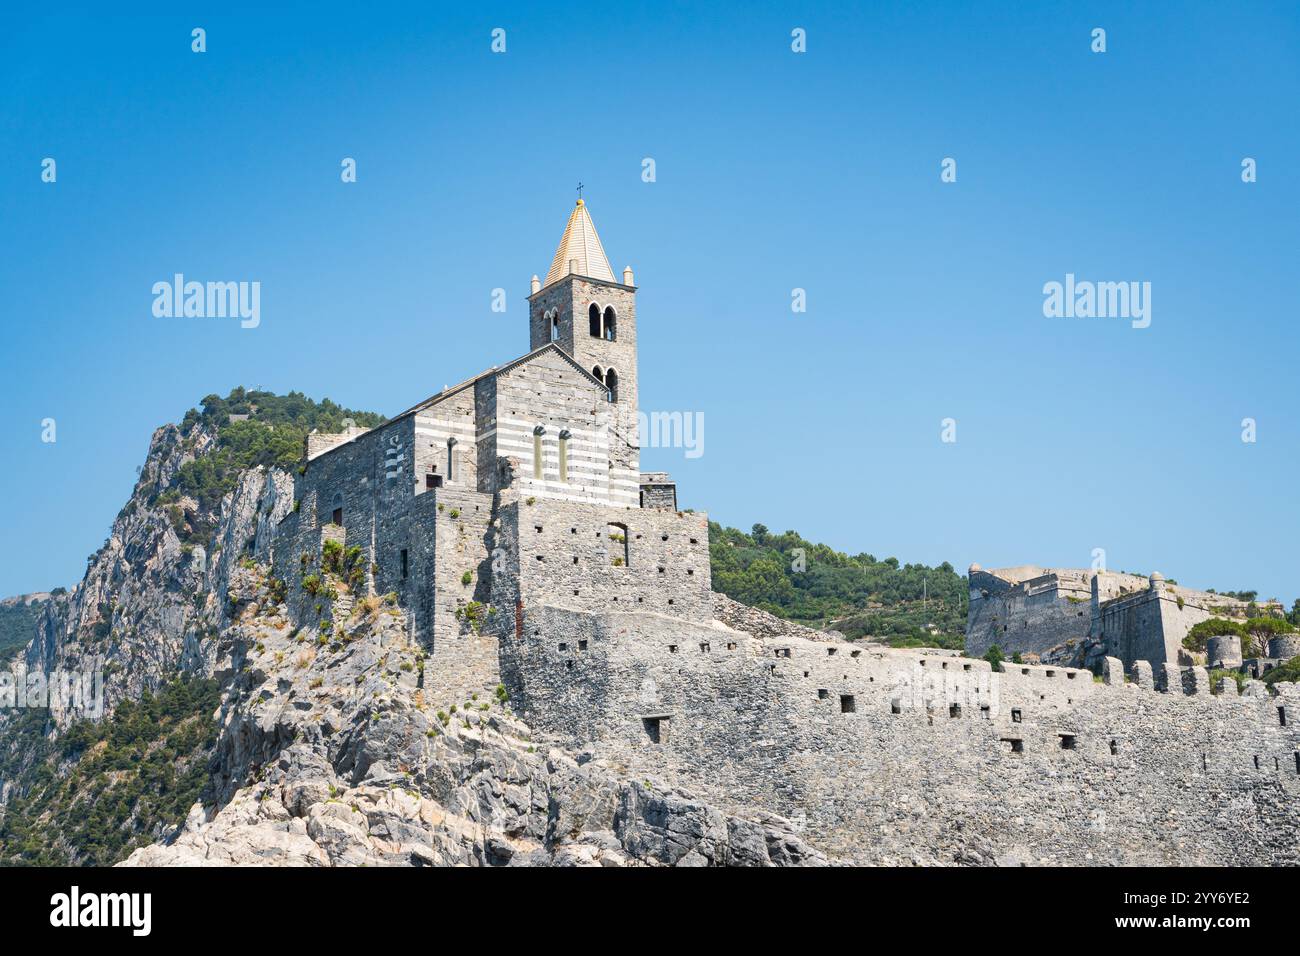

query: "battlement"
xmin=500 ymin=599 xmax=1300 ymax=863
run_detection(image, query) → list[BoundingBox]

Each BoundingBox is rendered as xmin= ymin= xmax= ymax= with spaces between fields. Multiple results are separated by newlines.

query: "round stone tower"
xmin=1266 ymin=634 xmax=1300 ymax=660
xmin=1206 ymin=634 xmax=1242 ymax=670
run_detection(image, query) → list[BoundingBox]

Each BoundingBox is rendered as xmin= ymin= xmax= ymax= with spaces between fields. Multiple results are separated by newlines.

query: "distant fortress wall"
xmin=965 ymin=566 xmax=1145 ymax=660
xmin=966 ymin=564 xmax=1275 ymax=670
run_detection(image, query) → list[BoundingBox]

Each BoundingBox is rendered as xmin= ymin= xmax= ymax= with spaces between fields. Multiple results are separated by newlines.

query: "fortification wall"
xmin=966 ymin=575 xmax=1091 ymax=659
xmin=508 ymin=604 xmax=1300 ymax=865
xmin=968 ymin=565 xmax=1269 ymax=671
xmin=503 ymin=496 xmax=712 ymax=624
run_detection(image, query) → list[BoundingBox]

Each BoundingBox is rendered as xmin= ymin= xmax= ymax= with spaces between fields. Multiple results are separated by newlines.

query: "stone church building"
xmin=272 ymin=200 xmax=714 ymax=698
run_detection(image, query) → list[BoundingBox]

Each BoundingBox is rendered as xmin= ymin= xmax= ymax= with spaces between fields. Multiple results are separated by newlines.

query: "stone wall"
xmin=502 ymin=495 xmax=713 ymax=625
xmin=491 ymin=349 xmax=626 ymax=507
xmin=508 ymin=603 xmax=1300 ymax=865
xmin=966 ymin=570 xmax=1094 ymax=660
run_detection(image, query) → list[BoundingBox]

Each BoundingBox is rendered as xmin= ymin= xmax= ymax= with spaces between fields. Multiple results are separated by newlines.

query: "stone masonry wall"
xmin=504 ymin=604 xmax=1300 ymax=865
xmin=507 ymin=496 xmax=713 ymax=624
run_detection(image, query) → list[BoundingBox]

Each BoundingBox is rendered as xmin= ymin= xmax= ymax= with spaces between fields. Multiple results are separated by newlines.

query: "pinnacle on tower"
xmin=544 ymin=199 xmax=615 ymax=287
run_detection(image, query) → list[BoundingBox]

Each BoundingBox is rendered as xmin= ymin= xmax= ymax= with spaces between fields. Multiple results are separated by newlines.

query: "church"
xmin=271 ymin=200 xmax=715 ymax=700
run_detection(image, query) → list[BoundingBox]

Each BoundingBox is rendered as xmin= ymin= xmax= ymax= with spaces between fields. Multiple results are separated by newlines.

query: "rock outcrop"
xmin=122 ymin=566 xmax=826 ymax=867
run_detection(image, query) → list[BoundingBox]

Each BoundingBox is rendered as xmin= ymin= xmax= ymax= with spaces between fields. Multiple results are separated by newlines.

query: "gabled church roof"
xmin=387 ymin=342 xmax=606 ymax=424
xmin=544 ymin=199 xmax=615 ymax=287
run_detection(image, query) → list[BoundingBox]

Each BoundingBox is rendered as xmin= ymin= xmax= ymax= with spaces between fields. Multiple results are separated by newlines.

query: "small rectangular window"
xmin=840 ymin=695 xmax=856 ymax=713
xmin=1011 ymin=708 xmax=1022 ymax=723
xmin=400 ymin=549 xmax=408 ymax=579
xmin=642 ymin=716 xmax=665 ymax=744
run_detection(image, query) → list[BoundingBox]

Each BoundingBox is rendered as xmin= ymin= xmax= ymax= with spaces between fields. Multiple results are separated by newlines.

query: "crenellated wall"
xmin=505 ymin=604 xmax=1300 ymax=865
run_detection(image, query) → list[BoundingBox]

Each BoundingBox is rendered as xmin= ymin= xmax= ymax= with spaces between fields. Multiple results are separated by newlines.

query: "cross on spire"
xmin=576 ymin=182 xmax=584 ymax=202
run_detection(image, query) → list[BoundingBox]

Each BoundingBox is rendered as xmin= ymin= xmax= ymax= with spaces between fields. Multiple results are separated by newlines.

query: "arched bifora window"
xmin=604 ymin=368 xmax=618 ymax=403
xmin=545 ymin=308 xmax=560 ymax=343
xmin=558 ymin=429 xmax=571 ymax=482
xmin=603 ymin=306 xmax=616 ymax=341
xmin=446 ymin=436 xmax=458 ymax=483
xmin=588 ymin=303 xmax=602 ymax=338
xmin=532 ymin=425 xmax=546 ymax=480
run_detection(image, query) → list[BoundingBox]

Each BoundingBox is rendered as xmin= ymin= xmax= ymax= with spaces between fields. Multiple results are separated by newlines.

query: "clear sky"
xmin=2 ymin=2 xmax=1297 ymax=602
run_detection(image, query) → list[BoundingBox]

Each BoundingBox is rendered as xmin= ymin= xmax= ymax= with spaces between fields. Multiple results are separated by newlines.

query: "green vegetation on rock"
xmin=159 ymin=387 xmax=385 ymax=543
xmin=709 ymin=522 xmax=966 ymax=647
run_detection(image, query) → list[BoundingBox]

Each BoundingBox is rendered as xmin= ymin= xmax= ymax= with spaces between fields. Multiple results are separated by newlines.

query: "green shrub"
xmin=1262 ymin=656 xmax=1300 ymax=686
xmin=322 ymin=539 xmax=343 ymax=574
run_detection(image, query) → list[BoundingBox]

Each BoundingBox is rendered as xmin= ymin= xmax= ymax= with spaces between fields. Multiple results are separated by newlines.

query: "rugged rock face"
xmin=122 ymin=567 xmax=827 ymax=867
xmin=16 ymin=424 xmax=289 ymax=728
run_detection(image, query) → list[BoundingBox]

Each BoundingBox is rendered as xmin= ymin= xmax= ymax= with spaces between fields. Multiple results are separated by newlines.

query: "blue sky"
xmin=2 ymin=2 xmax=1298 ymax=602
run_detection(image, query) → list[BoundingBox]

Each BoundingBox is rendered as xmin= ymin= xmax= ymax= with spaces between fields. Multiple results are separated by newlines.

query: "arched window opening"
xmin=446 ymin=436 xmax=458 ymax=483
xmin=591 ymin=365 xmax=603 ymax=385
xmin=588 ymin=303 xmax=601 ymax=337
xmin=603 ymin=306 xmax=616 ymax=341
xmin=330 ymin=492 xmax=344 ymax=527
xmin=608 ymin=522 xmax=629 ymax=567
xmin=532 ymin=425 xmax=546 ymax=480
xmin=558 ymin=429 xmax=571 ymax=482
xmin=545 ymin=309 xmax=560 ymax=343
xmin=604 ymin=368 xmax=619 ymax=403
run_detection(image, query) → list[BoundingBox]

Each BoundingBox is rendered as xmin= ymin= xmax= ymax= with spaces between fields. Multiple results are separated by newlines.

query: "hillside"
xmin=708 ymin=522 xmax=967 ymax=648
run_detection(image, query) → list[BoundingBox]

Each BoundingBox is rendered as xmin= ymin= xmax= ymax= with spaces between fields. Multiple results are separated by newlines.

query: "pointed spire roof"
xmin=544 ymin=199 xmax=615 ymax=287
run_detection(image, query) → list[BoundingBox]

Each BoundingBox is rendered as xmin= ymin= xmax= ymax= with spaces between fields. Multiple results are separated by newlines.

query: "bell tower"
xmin=528 ymin=199 xmax=638 ymax=435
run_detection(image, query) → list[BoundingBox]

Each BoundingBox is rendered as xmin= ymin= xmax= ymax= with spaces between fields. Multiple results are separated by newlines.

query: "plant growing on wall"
xmin=322 ymin=539 xmax=343 ymax=574
xmin=454 ymin=600 xmax=490 ymax=634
